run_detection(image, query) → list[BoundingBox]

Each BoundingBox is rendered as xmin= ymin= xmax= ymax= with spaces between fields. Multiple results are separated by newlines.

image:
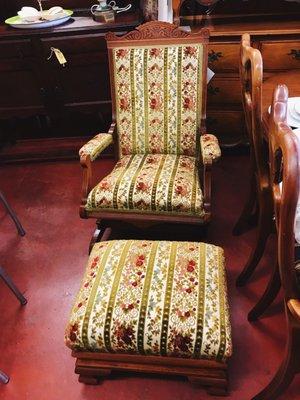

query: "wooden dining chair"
xmin=235 ymin=34 xmax=274 ymax=287
xmin=253 ymin=84 xmax=300 ymax=400
xmin=78 ymin=22 xmax=222 ymax=250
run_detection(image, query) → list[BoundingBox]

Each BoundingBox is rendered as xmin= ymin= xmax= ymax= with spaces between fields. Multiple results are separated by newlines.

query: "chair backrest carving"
xmin=106 ymin=22 xmax=209 ymax=158
xmin=240 ymin=33 xmax=268 ymax=186
xmin=269 ymin=84 xmax=300 ymax=300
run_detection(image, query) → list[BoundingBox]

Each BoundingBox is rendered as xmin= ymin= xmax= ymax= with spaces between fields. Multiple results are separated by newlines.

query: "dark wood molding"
xmin=0 ymin=137 xmax=113 ymax=163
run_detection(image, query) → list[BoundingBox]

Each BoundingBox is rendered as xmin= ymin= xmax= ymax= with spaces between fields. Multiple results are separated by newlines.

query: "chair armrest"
xmin=79 ymin=133 xmax=113 ymax=162
xmin=202 ymin=159 xmax=212 ymax=216
xmin=200 ymin=134 xmax=221 ymax=164
xmin=79 ymin=124 xmax=115 ymax=218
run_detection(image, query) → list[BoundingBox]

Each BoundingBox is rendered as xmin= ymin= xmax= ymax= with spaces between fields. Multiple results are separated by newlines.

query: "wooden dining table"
xmin=262 ymin=69 xmax=300 ymax=132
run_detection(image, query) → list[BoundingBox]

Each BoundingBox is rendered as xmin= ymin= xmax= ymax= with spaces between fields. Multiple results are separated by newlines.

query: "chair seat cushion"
xmin=65 ymin=240 xmax=232 ymax=362
xmin=85 ymin=154 xmax=205 ymax=218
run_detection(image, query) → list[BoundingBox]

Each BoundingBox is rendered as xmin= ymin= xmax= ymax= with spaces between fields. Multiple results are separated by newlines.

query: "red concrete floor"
xmin=0 ymin=154 xmax=299 ymax=400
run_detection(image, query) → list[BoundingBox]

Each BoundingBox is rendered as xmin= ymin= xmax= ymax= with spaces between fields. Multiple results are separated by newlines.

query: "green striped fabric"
xmin=65 ymin=240 xmax=232 ymax=361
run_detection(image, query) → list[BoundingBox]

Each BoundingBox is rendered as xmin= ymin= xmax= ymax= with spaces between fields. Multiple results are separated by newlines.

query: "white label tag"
xmin=53 ymin=48 xmax=67 ymax=66
xmin=47 ymin=47 xmax=67 ymax=66
xmin=207 ymin=67 xmax=215 ymax=84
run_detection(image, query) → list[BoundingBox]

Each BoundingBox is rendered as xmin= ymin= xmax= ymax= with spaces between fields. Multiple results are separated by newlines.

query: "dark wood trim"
xmin=73 ymin=351 xmax=228 ymax=395
xmin=0 ymin=136 xmax=113 ymax=163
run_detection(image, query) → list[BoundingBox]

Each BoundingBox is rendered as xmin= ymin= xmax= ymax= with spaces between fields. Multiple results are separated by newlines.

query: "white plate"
xmin=294 ymin=102 xmax=300 ymax=116
xmin=268 ymin=97 xmax=300 ymax=128
xmin=292 ymin=127 xmax=300 ymax=137
xmin=5 ymin=10 xmax=73 ymax=29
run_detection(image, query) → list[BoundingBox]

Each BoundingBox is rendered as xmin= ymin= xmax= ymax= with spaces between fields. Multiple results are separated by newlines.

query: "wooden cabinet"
xmin=3 ymin=3 xmax=300 ymax=159
xmin=205 ymin=29 xmax=300 ymax=147
xmin=260 ymin=41 xmax=300 ymax=71
xmin=0 ymin=12 xmax=142 ymax=160
xmin=208 ymin=43 xmax=240 ymax=72
xmin=0 ymin=38 xmax=44 ymax=116
xmin=40 ymin=34 xmax=111 ymax=109
xmin=178 ymin=0 xmax=300 ymax=146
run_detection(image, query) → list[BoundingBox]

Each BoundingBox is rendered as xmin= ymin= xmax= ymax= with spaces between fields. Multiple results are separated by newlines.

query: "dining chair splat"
xmin=235 ymin=34 xmax=275 ymax=289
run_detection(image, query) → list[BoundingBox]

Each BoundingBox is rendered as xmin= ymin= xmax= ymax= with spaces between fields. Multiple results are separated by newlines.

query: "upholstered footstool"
xmin=65 ymin=240 xmax=232 ymax=396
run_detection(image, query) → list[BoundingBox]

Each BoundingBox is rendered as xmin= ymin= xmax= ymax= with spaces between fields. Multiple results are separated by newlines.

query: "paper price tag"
xmin=48 ymin=47 xmax=67 ymax=67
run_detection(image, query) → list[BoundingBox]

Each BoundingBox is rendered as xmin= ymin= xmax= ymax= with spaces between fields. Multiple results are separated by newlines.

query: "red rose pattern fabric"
xmin=113 ymin=45 xmax=204 ymax=158
xmin=85 ymin=154 xmax=204 ymax=217
xmin=65 ymin=240 xmax=232 ymax=361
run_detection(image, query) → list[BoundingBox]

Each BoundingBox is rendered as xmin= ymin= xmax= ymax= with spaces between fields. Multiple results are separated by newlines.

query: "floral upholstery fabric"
xmin=200 ymin=134 xmax=221 ymax=164
xmin=79 ymin=133 xmax=113 ymax=161
xmin=85 ymin=154 xmax=204 ymax=217
xmin=113 ymin=44 xmax=204 ymax=157
xmin=65 ymin=240 xmax=232 ymax=361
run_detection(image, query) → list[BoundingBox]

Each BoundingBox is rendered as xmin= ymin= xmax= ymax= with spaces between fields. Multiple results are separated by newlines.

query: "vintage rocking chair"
xmin=78 ymin=22 xmax=221 ymax=249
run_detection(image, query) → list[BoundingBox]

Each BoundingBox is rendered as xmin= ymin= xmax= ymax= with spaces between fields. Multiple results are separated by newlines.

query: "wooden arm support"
xmin=79 ymin=122 xmax=116 ymax=218
xmin=80 ymin=154 xmax=92 ymax=218
xmin=202 ymin=160 xmax=212 ymax=216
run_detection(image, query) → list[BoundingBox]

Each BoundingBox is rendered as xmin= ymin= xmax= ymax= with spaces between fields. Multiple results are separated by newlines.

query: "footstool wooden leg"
xmin=76 ymin=365 xmax=111 ymax=385
xmin=78 ymin=375 xmax=100 ymax=385
xmin=188 ymin=375 xmax=228 ymax=396
xmin=206 ymin=386 xmax=228 ymax=396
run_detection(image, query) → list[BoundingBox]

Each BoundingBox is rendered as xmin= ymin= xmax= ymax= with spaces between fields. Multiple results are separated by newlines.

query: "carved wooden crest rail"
xmin=106 ymin=21 xmax=210 ymax=41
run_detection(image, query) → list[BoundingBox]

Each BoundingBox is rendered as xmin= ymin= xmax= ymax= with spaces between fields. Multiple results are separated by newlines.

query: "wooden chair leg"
xmin=252 ymin=314 xmax=300 ymax=400
xmin=206 ymin=386 xmax=228 ymax=396
xmin=236 ymin=198 xmax=273 ymax=287
xmin=0 ymin=370 xmax=9 ymax=384
xmin=89 ymin=221 xmax=112 ymax=254
xmin=89 ymin=220 xmax=104 ymax=254
xmin=0 ymin=266 xmax=27 ymax=306
xmin=233 ymin=173 xmax=258 ymax=236
xmin=0 ymin=191 xmax=25 ymax=236
xmin=248 ymin=260 xmax=281 ymax=321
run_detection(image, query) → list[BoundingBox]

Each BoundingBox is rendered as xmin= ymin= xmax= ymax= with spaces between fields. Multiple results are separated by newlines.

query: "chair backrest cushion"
xmin=112 ymin=43 xmax=205 ymax=157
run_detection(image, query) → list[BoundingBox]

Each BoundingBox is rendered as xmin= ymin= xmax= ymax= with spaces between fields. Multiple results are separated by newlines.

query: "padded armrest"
xmin=200 ymin=134 xmax=221 ymax=164
xmin=79 ymin=133 xmax=113 ymax=161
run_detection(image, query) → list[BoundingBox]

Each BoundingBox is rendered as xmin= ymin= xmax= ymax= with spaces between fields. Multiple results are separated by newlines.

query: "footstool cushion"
xmin=65 ymin=240 xmax=232 ymax=362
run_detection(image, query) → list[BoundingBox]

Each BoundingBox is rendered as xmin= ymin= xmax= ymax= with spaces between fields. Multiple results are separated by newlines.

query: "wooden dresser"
xmin=177 ymin=0 xmax=300 ymax=147
xmin=2 ymin=1 xmax=300 ymax=159
xmin=203 ymin=20 xmax=300 ymax=147
xmin=0 ymin=4 xmax=141 ymax=162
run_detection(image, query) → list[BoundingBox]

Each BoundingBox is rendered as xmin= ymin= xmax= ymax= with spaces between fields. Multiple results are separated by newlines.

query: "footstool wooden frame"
xmin=73 ymin=351 xmax=228 ymax=396
xmin=66 ymin=240 xmax=232 ymax=396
